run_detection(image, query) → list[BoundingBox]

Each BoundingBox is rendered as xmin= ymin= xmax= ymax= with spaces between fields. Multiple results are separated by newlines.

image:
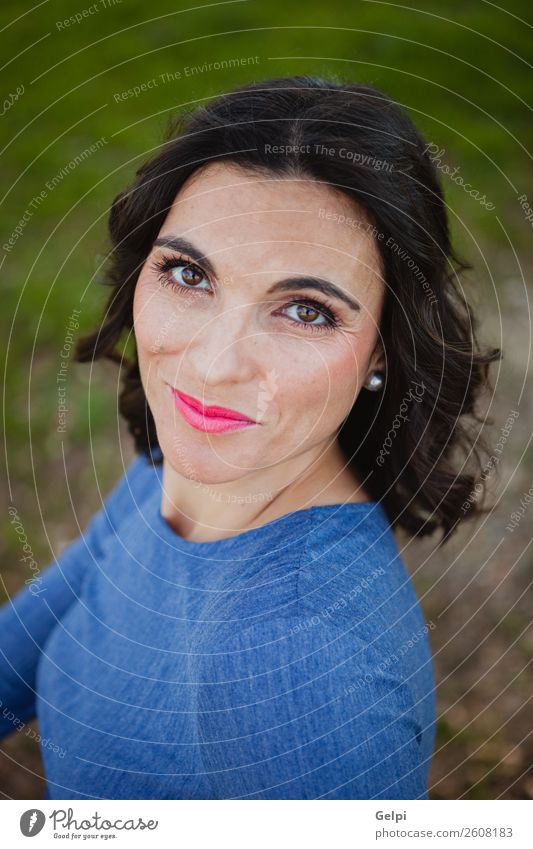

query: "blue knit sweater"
xmin=1 ymin=450 xmax=436 ymax=799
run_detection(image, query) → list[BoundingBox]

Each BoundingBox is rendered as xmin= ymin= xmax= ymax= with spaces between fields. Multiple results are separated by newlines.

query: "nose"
xmin=181 ymin=303 xmax=259 ymax=391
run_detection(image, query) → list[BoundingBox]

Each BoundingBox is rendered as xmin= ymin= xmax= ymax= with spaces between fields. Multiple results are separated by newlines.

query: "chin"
xmin=158 ymin=430 xmax=255 ymax=485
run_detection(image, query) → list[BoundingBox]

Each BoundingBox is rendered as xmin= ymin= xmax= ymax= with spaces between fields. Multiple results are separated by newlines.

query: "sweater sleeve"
xmin=0 ymin=455 xmax=143 ymax=739
xmin=195 ymin=614 xmax=427 ymax=800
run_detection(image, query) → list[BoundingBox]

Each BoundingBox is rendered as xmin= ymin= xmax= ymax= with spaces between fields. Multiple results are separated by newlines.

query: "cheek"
xmin=133 ymin=281 xmax=187 ymax=355
xmin=133 ymin=281 xmax=160 ymax=351
xmin=270 ymin=340 xmax=360 ymax=436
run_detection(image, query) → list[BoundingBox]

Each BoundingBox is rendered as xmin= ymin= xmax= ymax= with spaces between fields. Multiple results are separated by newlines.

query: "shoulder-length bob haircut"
xmin=75 ymin=74 xmax=501 ymax=546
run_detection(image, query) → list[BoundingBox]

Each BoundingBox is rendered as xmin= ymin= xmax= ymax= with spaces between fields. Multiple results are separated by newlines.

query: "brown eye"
xmin=153 ymin=255 xmax=212 ymax=292
xmin=280 ymin=299 xmax=339 ymax=333
xmin=295 ymin=304 xmax=321 ymax=323
xmin=172 ymin=264 xmax=204 ymax=286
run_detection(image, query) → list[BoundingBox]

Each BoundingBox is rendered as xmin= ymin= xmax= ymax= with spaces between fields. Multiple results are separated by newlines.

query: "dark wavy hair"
xmin=74 ymin=74 xmax=501 ymax=547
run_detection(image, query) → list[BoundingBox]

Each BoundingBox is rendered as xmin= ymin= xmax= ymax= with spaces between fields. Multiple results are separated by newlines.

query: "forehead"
xmin=159 ymin=162 xmax=384 ymax=302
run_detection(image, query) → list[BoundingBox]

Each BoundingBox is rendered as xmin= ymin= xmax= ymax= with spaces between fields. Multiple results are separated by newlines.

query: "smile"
xmin=170 ymin=386 xmax=258 ymax=433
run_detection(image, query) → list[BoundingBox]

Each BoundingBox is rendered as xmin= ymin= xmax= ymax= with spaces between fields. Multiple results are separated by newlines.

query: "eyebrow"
xmin=153 ymin=236 xmax=361 ymax=313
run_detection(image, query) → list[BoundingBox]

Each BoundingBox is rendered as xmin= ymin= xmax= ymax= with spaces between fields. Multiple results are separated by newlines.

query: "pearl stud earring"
xmin=364 ymin=370 xmax=385 ymax=391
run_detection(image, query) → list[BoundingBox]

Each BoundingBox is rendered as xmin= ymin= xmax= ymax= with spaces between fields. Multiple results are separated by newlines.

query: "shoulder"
xmin=297 ymin=502 xmax=400 ymax=573
xmin=293 ymin=503 xmax=411 ymax=623
xmin=290 ymin=503 xmax=434 ymax=682
xmin=199 ymin=503 xmax=425 ymax=667
xmin=194 ymin=610 xmax=414 ymax=696
xmin=194 ymin=610 xmax=416 ymax=698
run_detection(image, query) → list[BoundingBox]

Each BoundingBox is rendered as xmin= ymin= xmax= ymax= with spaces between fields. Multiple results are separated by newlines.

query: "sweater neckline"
xmin=144 ymin=456 xmax=386 ymax=554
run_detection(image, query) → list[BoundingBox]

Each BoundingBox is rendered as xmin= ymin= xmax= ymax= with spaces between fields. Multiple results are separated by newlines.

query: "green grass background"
xmin=1 ymin=0 xmax=531 ymax=800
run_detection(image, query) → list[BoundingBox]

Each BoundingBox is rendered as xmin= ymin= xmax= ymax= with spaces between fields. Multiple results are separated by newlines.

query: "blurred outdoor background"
xmin=1 ymin=0 xmax=531 ymax=799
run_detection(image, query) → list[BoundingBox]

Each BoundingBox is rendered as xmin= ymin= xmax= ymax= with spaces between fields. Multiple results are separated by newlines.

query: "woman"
xmin=0 ymin=75 xmax=500 ymax=800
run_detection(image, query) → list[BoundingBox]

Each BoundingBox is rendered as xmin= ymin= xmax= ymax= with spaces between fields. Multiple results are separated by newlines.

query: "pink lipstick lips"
xmin=170 ymin=386 xmax=258 ymax=433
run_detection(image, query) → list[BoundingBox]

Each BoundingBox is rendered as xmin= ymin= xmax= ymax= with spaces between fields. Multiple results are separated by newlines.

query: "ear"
xmin=365 ymin=341 xmax=385 ymax=378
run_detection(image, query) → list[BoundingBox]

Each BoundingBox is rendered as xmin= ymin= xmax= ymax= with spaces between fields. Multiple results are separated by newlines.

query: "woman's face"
xmin=133 ymin=162 xmax=385 ymax=484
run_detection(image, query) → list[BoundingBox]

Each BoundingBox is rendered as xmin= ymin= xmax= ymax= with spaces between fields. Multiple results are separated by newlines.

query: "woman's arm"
xmin=0 ymin=454 xmax=144 ymax=739
xmin=195 ymin=614 xmax=427 ymax=800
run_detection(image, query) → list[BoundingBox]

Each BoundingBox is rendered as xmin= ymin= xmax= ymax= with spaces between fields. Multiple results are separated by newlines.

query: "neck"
xmin=160 ymin=439 xmax=367 ymax=542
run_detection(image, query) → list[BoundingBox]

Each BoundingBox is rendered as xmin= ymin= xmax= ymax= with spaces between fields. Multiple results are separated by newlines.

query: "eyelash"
xmin=150 ymin=253 xmax=342 ymax=333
